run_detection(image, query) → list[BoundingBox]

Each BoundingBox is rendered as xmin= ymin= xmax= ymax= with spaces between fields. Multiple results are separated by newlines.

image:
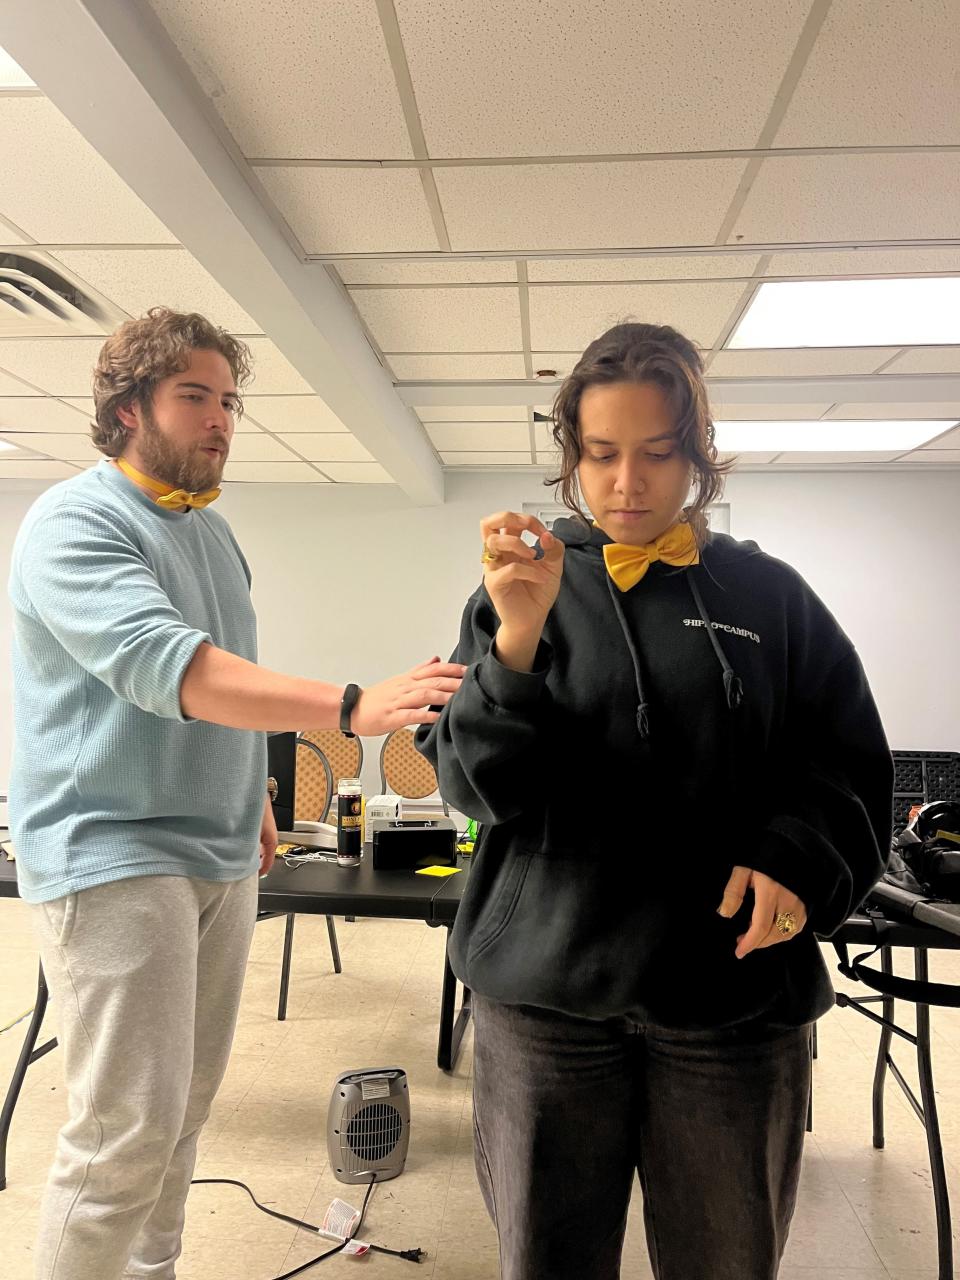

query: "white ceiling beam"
xmin=398 ymin=374 xmax=960 ymax=407
xmin=0 ymin=0 xmax=442 ymax=503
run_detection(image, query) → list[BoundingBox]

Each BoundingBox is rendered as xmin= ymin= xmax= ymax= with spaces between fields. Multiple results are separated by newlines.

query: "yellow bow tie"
xmin=602 ymin=522 xmax=700 ymax=592
xmin=116 ymin=458 xmax=221 ymax=510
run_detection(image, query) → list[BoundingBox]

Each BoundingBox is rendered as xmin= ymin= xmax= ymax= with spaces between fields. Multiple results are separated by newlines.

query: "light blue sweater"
xmin=8 ymin=460 xmax=266 ymax=903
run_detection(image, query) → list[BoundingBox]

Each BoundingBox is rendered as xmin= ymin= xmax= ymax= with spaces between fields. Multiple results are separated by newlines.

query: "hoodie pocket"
xmin=470 ymin=849 xmax=533 ymax=957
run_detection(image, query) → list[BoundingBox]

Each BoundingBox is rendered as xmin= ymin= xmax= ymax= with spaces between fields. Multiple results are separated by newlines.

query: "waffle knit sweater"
xmin=8 ymin=460 xmax=265 ymax=903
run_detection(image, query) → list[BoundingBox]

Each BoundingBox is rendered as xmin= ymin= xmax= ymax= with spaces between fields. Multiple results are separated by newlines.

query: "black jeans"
xmin=472 ymin=995 xmax=811 ymax=1280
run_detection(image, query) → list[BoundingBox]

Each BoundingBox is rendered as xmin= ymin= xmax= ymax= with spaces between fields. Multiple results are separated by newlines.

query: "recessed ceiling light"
xmin=729 ymin=278 xmax=960 ymax=349
xmin=0 ymin=46 xmax=34 ymax=89
xmin=714 ymin=420 xmax=950 ymax=453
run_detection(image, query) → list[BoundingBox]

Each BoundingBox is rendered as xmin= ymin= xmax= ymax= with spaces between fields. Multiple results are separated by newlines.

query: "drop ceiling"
xmin=0 ymin=0 xmax=957 ymax=491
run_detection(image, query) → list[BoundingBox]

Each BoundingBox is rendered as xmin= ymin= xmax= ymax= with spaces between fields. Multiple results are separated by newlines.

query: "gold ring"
xmin=774 ymin=911 xmax=798 ymax=936
xmin=480 ymin=547 xmax=501 ymax=565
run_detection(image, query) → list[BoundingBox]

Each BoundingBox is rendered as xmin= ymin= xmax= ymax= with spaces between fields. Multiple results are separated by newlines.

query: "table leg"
xmin=437 ymin=931 xmax=472 ymax=1073
xmin=914 ymin=950 xmax=953 ymax=1280
xmin=278 ymin=914 xmax=295 ymax=1022
xmin=1 ymin=960 xmax=57 ymax=1192
xmin=871 ymin=946 xmax=894 ymax=1149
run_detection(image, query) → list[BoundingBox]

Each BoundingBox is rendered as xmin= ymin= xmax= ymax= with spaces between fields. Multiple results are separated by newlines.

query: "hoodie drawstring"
xmin=687 ymin=573 xmax=744 ymax=711
xmin=604 ymin=566 xmax=745 ymax=739
xmin=605 ymin=574 xmax=654 ymax=739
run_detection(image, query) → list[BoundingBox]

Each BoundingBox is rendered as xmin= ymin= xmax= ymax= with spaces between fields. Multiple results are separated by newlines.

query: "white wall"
xmin=2 ymin=468 xmax=959 ymax=799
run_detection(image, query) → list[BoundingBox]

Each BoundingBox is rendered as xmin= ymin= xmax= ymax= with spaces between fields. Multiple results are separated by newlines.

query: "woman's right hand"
xmin=480 ymin=512 xmax=564 ymax=666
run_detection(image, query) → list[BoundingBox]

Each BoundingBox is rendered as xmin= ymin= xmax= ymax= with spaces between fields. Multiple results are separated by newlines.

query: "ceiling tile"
xmin=151 ymin=0 xmax=413 ymax=157
xmin=0 ymin=369 xmax=42 ymax=395
xmin=353 ymin=287 xmax=522 ymax=352
xmin=711 ymin=403 xmax=834 ymax=421
xmin=436 ymin=160 xmax=748 ymax=251
xmin=881 ymin=347 xmax=960 ymax=375
xmin=730 ymin=154 xmax=960 ymax=244
xmin=396 ymin=0 xmax=811 ymax=156
xmin=0 ymin=98 xmax=176 ymax=244
xmin=824 ymin=404 xmax=960 ymax=421
xmin=0 ymin=396 xmax=93 ymax=433
xmin=0 ymin=431 xmax=97 ymax=461
xmin=322 ymin=462 xmax=394 ymax=484
xmin=222 ymin=461 xmax=325 ymax=482
xmin=773 ymin=452 xmax=901 ymax=464
xmin=529 ymin=282 xmax=745 ymax=351
xmin=765 ymin=249 xmax=960 ymax=278
xmin=337 ymin=261 xmax=517 ymax=286
xmin=225 ymin=434 xmax=301 ymax=463
xmin=902 ymin=450 xmax=960 ymax=465
xmin=921 ymin=426 xmax=960 ymax=451
xmin=774 ymin=1 xmax=959 ymax=147
xmin=257 ymin=168 xmax=439 ymax=254
xmin=0 ymin=339 xmax=104 ymax=396
xmin=241 ymin=339 xmax=313 ymax=394
xmin=428 ymin=423 xmax=532 ymax=451
xmin=442 ymin=452 xmax=533 ymax=465
xmin=528 ymin=255 xmax=761 ymax=282
xmin=0 ymin=458 xmax=79 ymax=480
xmin=242 ymin=395 xmax=349 ymax=433
xmin=528 ymin=353 xmax=581 ymax=378
xmin=415 ymin=405 xmax=527 ymax=422
xmin=388 ymin=353 xmax=527 ymax=379
xmin=277 ymin=434 xmax=373 ymax=463
xmin=0 ymin=216 xmax=31 ymax=244
xmin=710 ymin=348 xmax=898 ymax=377
xmin=50 ymin=249 xmax=262 ymax=333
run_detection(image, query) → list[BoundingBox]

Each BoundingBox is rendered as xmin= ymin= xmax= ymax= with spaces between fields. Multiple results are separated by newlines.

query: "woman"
xmin=417 ymin=323 xmax=892 ymax=1280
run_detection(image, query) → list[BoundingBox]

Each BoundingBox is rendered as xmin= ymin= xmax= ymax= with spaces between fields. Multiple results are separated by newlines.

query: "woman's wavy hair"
xmin=90 ymin=307 xmax=253 ymax=457
xmin=546 ymin=321 xmax=732 ymax=543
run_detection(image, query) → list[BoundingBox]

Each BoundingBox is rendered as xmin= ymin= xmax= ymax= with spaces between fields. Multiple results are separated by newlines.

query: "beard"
xmin=137 ymin=404 xmax=228 ymax=493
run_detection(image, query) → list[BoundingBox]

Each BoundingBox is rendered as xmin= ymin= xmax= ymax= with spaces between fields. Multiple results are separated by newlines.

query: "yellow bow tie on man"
xmin=116 ymin=458 xmax=221 ymax=510
xmin=602 ymin=521 xmax=700 ymax=592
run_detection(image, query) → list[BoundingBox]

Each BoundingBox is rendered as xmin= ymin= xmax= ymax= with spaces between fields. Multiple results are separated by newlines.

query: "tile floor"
xmin=1 ymin=901 xmax=959 ymax=1279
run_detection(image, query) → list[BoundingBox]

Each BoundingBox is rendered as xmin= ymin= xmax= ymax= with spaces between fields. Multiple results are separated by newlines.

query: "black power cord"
xmin=190 ymin=1174 xmax=425 ymax=1274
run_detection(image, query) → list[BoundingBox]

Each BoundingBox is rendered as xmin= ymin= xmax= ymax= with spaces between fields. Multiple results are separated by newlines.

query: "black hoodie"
xmin=416 ymin=521 xmax=893 ymax=1030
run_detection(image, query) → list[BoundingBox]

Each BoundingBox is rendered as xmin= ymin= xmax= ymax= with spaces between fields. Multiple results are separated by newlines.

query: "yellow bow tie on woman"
xmin=602 ymin=521 xmax=699 ymax=592
xmin=116 ymin=458 xmax=221 ymax=510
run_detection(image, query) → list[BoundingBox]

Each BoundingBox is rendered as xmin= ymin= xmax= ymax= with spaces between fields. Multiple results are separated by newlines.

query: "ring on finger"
xmin=480 ymin=544 xmax=502 ymax=565
xmin=774 ymin=911 xmax=798 ymax=936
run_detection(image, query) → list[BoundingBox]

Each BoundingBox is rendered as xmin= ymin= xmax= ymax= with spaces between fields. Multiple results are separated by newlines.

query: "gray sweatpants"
xmin=30 ymin=872 xmax=258 ymax=1280
xmin=472 ymin=994 xmax=811 ymax=1280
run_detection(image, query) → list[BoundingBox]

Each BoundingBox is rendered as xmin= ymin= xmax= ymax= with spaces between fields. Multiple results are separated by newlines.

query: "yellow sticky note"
xmin=415 ymin=865 xmax=462 ymax=877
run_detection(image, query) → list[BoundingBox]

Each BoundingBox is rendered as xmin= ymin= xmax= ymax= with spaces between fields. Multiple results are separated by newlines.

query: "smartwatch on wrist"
xmin=339 ymin=683 xmax=362 ymax=738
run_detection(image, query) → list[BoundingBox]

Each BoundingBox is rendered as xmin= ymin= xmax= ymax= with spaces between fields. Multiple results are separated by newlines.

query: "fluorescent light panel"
xmin=715 ymin=420 xmax=950 ymax=453
xmin=730 ymin=278 xmax=960 ymax=348
xmin=0 ymin=46 xmax=34 ymax=89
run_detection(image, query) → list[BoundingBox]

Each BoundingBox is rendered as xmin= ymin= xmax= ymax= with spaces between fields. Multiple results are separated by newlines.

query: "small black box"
xmin=371 ymin=820 xmax=457 ymax=871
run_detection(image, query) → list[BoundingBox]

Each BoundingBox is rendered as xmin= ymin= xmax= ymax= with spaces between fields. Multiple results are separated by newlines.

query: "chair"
xmin=300 ymin=730 xmax=364 ymax=799
xmin=379 ymin=728 xmax=449 ymax=815
xmin=259 ymin=737 xmax=352 ymax=1021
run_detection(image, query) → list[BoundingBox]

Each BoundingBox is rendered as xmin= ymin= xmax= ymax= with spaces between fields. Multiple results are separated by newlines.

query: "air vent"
xmin=0 ymin=253 xmax=120 ymax=338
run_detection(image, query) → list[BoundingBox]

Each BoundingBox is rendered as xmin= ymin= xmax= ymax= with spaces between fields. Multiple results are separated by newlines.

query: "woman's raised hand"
xmin=480 ymin=511 xmax=564 ymax=669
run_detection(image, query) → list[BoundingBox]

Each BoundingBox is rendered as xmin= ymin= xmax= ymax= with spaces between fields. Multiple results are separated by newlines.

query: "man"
xmin=8 ymin=307 xmax=464 ymax=1280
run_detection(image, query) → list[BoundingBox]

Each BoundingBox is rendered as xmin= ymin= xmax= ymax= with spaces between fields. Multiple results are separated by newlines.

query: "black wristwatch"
xmin=339 ymin=683 xmax=362 ymax=738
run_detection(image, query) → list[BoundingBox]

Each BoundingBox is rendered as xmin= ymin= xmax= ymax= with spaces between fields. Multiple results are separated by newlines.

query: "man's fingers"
xmin=409 ymin=661 xmax=467 ymax=679
xmin=717 ymin=865 xmax=751 ymax=918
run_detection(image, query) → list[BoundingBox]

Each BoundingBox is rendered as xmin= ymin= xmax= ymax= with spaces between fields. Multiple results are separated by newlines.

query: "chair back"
xmin=380 ymin=728 xmax=442 ymax=802
xmin=294 ymin=738 xmax=334 ymax=823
